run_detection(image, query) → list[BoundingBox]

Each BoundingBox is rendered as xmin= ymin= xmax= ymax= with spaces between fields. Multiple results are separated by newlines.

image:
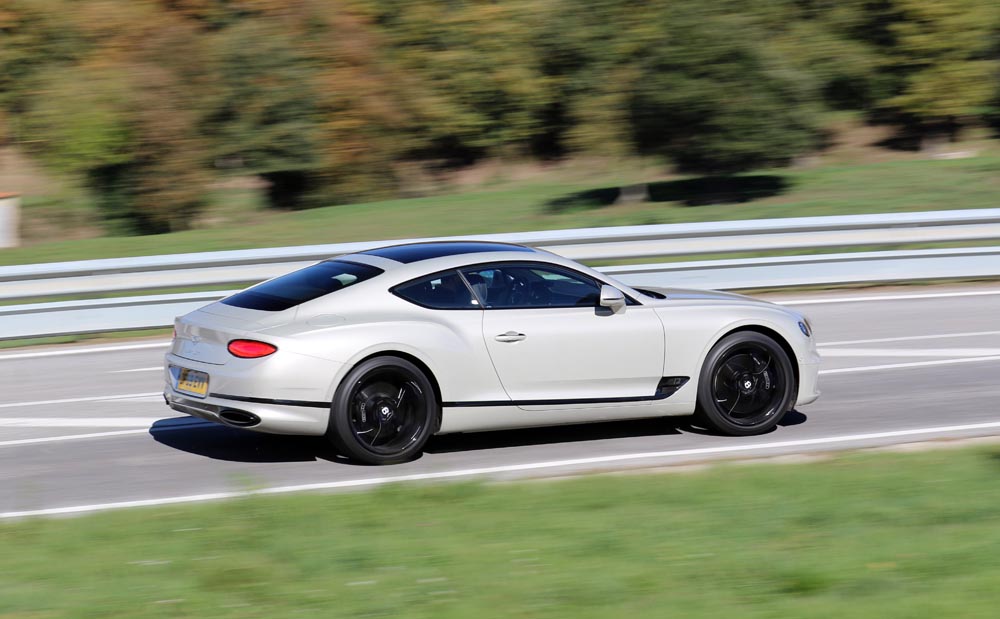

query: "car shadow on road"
xmin=149 ymin=417 xmax=346 ymax=464
xmin=424 ymin=416 xmax=685 ymax=455
xmin=678 ymin=409 xmax=808 ymax=437
xmin=150 ymin=411 xmax=807 ymax=463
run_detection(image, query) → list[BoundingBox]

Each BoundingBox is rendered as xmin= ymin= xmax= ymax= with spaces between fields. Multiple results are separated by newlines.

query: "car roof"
xmin=358 ymin=241 xmax=537 ymax=264
xmin=323 ymin=241 xmax=648 ymax=305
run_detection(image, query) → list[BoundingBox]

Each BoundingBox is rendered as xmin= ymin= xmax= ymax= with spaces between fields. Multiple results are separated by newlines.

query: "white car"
xmin=164 ymin=241 xmax=820 ymax=464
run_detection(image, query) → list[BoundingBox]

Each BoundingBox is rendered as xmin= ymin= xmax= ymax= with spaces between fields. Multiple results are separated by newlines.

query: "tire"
xmin=694 ymin=331 xmax=795 ymax=436
xmin=327 ymin=356 xmax=438 ymax=465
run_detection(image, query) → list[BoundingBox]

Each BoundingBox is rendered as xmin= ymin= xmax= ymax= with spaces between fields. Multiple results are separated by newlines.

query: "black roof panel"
xmin=361 ymin=241 xmax=535 ymax=264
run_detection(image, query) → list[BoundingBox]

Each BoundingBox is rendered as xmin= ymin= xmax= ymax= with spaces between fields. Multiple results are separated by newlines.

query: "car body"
xmin=163 ymin=241 xmax=820 ymax=463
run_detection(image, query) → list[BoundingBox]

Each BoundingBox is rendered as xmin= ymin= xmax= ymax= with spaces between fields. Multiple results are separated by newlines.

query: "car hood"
xmin=638 ymin=286 xmax=778 ymax=307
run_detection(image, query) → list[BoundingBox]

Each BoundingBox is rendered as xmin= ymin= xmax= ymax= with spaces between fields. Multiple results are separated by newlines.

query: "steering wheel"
xmin=528 ymin=282 xmax=551 ymax=305
xmin=507 ymin=276 xmax=528 ymax=306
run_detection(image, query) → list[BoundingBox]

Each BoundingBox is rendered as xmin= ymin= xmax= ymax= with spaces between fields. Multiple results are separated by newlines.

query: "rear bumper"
xmin=163 ymin=349 xmax=339 ymax=436
xmin=164 ymin=389 xmax=330 ymax=435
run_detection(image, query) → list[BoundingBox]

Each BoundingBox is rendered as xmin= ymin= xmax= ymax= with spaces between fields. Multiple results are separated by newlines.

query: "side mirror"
xmin=599 ymin=285 xmax=626 ymax=313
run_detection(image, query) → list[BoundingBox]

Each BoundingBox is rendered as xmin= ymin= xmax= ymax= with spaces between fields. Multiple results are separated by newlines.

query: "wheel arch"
xmin=716 ymin=324 xmax=800 ymax=390
xmin=349 ymin=350 xmax=444 ymax=432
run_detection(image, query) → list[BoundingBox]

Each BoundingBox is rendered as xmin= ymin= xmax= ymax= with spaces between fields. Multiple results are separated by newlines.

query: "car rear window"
xmin=221 ymin=260 xmax=383 ymax=311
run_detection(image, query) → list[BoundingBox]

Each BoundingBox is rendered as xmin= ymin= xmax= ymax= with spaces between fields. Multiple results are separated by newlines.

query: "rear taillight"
xmin=227 ymin=339 xmax=278 ymax=359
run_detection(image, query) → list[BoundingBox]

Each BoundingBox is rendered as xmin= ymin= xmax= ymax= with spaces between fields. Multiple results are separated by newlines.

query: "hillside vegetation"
xmin=1 ymin=0 xmax=998 ymax=238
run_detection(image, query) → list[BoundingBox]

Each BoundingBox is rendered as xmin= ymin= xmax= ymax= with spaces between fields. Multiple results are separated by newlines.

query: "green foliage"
xmin=1 ymin=2 xmax=213 ymax=233
xmin=202 ymin=4 xmax=413 ymax=208
xmin=881 ymin=0 xmax=1000 ymax=127
xmin=630 ymin=7 xmax=823 ymax=174
xmin=2 ymin=0 xmax=999 ymax=229
xmin=530 ymin=0 xmax=650 ymax=156
xmin=203 ymin=19 xmax=325 ymax=208
xmin=25 ymin=61 xmax=211 ymax=233
xmin=0 ymin=0 xmax=86 ymax=113
xmin=750 ymin=0 xmax=890 ymax=110
xmin=22 ymin=65 xmax=133 ymax=173
xmin=369 ymin=0 xmax=557 ymax=160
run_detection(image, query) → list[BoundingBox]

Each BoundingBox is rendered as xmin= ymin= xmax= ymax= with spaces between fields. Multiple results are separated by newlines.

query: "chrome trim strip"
xmin=209 ymin=393 xmax=329 ymax=409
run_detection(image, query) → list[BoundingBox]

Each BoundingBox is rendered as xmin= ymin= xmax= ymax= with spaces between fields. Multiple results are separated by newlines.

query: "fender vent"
xmin=656 ymin=376 xmax=690 ymax=399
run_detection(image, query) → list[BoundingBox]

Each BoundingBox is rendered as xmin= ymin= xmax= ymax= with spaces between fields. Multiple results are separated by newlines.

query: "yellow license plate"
xmin=176 ymin=367 xmax=209 ymax=398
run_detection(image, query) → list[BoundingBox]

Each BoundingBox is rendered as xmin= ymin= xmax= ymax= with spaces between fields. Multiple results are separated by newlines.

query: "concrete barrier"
xmin=0 ymin=193 xmax=18 ymax=248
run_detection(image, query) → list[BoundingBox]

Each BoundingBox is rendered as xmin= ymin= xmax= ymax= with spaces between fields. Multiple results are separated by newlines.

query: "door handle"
xmin=494 ymin=331 xmax=527 ymax=343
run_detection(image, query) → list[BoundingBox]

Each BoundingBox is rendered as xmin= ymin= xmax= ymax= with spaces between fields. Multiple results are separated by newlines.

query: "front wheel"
xmin=694 ymin=332 xmax=796 ymax=436
xmin=327 ymin=356 xmax=438 ymax=465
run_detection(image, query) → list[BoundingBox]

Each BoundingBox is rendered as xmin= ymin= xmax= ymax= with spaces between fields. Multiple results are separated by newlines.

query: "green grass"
xmin=3 ymin=150 xmax=999 ymax=267
xmin=3 ymin=446 xmax=1000 ymax=618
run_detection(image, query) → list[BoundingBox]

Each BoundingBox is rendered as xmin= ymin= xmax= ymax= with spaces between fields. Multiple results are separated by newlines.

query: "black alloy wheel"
xmin=328 ymin=356 xmax=438 ymax=464
xmin=695 ymin=331 xmax=795 ymax=435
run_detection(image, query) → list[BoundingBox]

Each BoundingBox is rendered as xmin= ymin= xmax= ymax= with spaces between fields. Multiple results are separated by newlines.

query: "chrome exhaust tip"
xmin=218 ymin=409 xmax=261 ymax=428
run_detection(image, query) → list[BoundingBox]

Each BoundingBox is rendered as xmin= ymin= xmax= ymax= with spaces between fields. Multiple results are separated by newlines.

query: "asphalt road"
xmin=3 ymin=284 xmax=1000 ymax=518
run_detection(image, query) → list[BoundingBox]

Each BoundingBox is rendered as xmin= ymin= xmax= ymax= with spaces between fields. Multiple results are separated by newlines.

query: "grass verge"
xmin=3 ymin=446 xmax=1000 ymax=617
xmin=3 ymin=149 xmax=999 ymax=267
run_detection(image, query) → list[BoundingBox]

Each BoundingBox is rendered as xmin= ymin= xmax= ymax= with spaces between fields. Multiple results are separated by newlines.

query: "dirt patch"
xmin=0 ymin=147 xmax=63 ymax=196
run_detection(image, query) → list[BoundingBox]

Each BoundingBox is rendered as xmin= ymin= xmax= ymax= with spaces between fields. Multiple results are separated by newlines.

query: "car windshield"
xmin=221 ymin=260 xmax=383 ymax=311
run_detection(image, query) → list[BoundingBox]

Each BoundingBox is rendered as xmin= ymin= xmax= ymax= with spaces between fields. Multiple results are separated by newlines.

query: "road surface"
xmin=2 ymin=284 xmax=999 ymax=518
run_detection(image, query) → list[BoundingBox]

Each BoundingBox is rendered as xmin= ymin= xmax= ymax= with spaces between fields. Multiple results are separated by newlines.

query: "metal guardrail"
xmin=2 ymin=208 xmax=1000 ymax=340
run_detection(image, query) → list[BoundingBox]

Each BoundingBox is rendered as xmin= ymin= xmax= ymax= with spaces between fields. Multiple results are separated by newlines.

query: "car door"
xmin=462 ymin=262 xmax=665 ymax=409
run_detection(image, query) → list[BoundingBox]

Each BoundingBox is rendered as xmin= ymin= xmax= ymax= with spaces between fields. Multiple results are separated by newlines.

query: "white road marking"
xmin=819 ymin=347 xmax=1000 ymax=358
xmin=0 ymin=392 xmax=161 ymax=409
xmin=5 ymin=420 xmax=1000 ymax=519
xmin=821 ymin=330 xmax=1000 ymax=346
xmin=0 ymin=429 xmax=150 ymax=447
xmin=0 ymin=341 xmax=170 ymax=361
xmin=820 ymin=355 xmax=1000 ymax=375
xmin=0 ymin=420 xmax=209 ymax=447
xmin=111 ymin=367 xmax=162 ymax=374
xmin=779 ymin=289 xmax=1000 ymax=306
xmin=0 ymin=417 xmax=168 ymax=428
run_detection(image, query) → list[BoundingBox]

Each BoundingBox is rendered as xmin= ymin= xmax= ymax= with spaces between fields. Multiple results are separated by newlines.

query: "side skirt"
xmin=437 ymin=378 xmax=693 ymax=435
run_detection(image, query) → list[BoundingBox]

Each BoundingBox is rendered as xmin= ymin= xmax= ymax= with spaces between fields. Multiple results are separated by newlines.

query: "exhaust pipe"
xmin=219 ymin=409 xmax=261 ymax=428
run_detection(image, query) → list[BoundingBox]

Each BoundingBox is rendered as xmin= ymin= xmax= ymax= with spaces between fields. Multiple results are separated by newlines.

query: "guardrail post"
xmin=0 ymin=192 xmax=19 ymax=248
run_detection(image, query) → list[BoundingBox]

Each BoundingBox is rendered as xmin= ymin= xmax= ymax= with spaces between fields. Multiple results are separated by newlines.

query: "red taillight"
xmin=227 ymin=339 xmax=278 ymax=359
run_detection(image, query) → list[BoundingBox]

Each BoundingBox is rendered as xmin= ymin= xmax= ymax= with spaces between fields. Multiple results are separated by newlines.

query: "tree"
xmin=203 ymin=18 xmax=326 ymax=208
xmin=20 ymin=2 xmax=213 ymax=233
xmin=732 ymin=0 xmax=889 ymax=111
xmin=629 ymin=7 xmax=823 ymax=175
xmin=879 ymin=0 xmax=1000 ymax=135
xmin=529 ymin=0 xmax=651 ymax=157
xmin=0 ymin=0 xmax=86 ymax=116
xmin=366 ymin=0 xmax=556 ymax=162
xmin=203 ymin=4 xmax=413 ymax=208
xmin=24 ymin=61 xmax=210 ymax=233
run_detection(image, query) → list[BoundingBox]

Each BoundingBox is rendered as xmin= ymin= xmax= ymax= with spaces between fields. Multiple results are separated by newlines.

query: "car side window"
xmin=460 ymin=264 xmax=602 ymax=309
xmin=393 ymin=271 xmax=480 ymax=309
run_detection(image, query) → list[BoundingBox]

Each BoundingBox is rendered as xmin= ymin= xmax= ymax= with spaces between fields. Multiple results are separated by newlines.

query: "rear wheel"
xmin=695 ymin=332 xmax=795 ymax=435
xmin=327 ymin=356 xmax=437 ymax=465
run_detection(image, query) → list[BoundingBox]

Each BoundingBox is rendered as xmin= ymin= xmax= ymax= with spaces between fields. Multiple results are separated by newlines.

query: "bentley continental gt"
xmin=164 ymin=241 xmax=820 ymax=464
